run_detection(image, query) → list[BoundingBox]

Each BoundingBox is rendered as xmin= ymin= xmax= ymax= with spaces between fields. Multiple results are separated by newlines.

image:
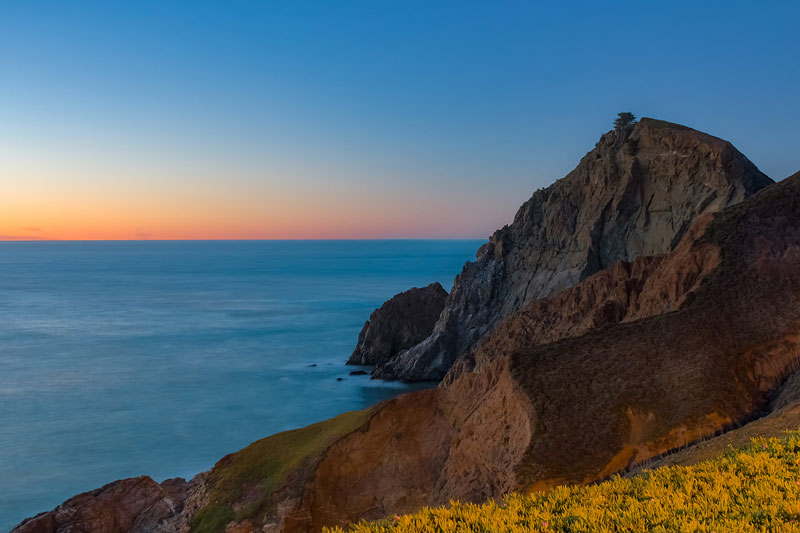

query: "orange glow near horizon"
xmin=1 ymin=174 xmax=501 ymax=241
xmin=0 ymin=205 xmax=483 ymax=241
xmin=0 ymin=132 xmax=513 ymax=242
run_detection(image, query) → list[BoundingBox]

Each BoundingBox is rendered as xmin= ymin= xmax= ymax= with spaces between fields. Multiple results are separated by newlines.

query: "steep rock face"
xmin=442 ymin=213 xmax=720 ymax=384
xmin=12 ymin=477 xmax=189 ymax=533
xmin=509 ymin=175 xmax=800 ymax=490
xmin=347 ymin=283 xmax=448 ymax=367
xmin=282 ymin=358 xmax=533 ymax=532
xmin=373 ymin=118 xmax=772 ymax=380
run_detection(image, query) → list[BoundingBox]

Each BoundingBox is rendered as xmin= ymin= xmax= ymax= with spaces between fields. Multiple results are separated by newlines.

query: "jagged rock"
xmin=347 ymin=282 xmax=448 ymax=368
xmin=12 ymin=477 xmax=189 ymax=533
xmin=372 ymin=118 xmax=773 ymax=381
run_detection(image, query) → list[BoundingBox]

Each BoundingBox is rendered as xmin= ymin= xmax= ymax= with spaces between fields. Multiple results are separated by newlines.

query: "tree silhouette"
xmin=614 ymin=112 xmax=636 ymax=131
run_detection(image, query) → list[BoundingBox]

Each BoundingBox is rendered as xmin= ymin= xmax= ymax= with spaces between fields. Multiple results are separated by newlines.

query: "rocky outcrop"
xmin=442 ymin=212 xmax=721 ymax=384
xmin=347 ymin=283 xmax=447 ymax=367
xmin=12 ymin=477 xmax=189 ymax=533
xmin=373 ymin=118 xmax=772 ymax=380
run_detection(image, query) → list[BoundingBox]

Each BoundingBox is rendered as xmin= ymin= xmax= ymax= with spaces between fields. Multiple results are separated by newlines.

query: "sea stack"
xmin=347 ymin=282 xmax=448 ymax=369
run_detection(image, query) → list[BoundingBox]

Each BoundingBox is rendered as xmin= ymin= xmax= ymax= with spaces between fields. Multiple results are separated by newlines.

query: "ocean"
xmin=0 ymin=239 xmax=482 ymax=531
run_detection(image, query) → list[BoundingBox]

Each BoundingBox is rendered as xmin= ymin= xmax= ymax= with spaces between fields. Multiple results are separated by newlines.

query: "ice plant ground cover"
xmin=329 ymin=430 xmax=800 ymax=532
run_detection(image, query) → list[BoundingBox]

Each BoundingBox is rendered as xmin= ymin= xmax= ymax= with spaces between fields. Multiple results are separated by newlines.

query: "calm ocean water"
xmin=0 ymin=240 xmax=482 ymax=531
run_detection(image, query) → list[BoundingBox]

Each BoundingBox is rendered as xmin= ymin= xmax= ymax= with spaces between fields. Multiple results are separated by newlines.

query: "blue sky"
xmin=1 ymin=1 xmax=798 ymax=239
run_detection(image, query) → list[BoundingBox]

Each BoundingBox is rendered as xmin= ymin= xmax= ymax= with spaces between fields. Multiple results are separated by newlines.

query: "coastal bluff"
xmin=18 ymin=120 xmax=800 ymax=533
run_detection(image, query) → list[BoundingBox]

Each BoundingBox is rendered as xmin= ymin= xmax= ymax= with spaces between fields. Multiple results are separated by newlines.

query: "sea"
xmin=0 ymin=239 xmax=482 ymax=531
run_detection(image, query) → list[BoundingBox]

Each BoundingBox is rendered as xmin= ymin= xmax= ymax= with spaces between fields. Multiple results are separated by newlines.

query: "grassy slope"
xmin=192 ymin=408 xmax=374 ymax=533
xmin=332 ymin=429 xmax=800 ymax=532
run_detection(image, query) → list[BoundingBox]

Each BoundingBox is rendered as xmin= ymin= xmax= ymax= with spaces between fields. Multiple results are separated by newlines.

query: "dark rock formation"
xmin=347 ymin=282 xmax=447 ymax=368
xmin=373 ymin=118 xmax=772 ymax=380
xmin=12 ymin=477 xmax=189 ymax=533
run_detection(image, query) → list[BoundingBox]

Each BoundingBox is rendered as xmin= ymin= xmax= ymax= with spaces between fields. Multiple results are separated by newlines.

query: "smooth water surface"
xmin=0 ymin=240 xmax=482 ymax=530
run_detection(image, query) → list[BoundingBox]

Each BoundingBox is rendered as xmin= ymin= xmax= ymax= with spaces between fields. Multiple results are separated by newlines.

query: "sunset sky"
xmin=2 ymin=1 xmax=799 ymax=240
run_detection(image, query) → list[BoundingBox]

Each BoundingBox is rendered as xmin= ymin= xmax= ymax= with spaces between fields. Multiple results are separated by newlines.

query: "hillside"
xmin=329 ymin=429 xmax=800 ymax=532
xmin=226 ymin=170 xmax=798 ymax=532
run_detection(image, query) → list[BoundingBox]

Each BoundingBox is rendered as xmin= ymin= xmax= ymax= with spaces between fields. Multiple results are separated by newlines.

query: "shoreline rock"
xmin=347 ymin=282 xmax=447 ymax=369
xmin=12 ymin=477 xmax=191 ymax=533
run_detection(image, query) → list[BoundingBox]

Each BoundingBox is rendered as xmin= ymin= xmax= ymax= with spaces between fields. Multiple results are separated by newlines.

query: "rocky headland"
xmin=371 ymin=118 xmax=772 ymax=381
xmin=15 ymin=118 xmax=800 ymax=533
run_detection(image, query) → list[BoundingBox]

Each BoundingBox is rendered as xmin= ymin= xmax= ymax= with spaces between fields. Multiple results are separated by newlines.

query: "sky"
xmin=1 ymin=1 xmax=798 ymax=240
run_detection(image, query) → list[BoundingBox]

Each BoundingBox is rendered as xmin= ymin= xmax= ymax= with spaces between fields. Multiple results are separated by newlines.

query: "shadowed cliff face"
xmin=510 ymin=173 xmax=800 ymax=490
xmin=372 ymin=118 xmax=772 ymax=381
xmin=347 ymin=283 xmax=448 ymax=367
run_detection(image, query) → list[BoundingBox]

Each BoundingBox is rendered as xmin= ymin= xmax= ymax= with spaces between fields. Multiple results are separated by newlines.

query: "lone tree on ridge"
xmin=614 ymin=112 xmax=636 ymax=131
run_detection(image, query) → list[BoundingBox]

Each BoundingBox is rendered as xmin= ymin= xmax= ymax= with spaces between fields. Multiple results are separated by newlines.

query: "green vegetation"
xmin=613 ymin=111 xmax=636 ymax=131
xmin=331 ymin=430 xmax=800 ymax=532
xmin=191 ymin=504 xmax=235 ymax=533
xmin=191 ymin=408 xmax=374 ymax=533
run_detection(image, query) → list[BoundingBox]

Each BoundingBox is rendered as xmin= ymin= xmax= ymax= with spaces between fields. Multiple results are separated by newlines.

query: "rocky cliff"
xmin=441 ymin=211 xmax=721 ymax=385
xmin=347 ymin=283 xmax=447 ymax=367
xmin=176 ymin=170 xmax=800 ymax=532
xmin=371 ymin=118 xmax=772 ymax=380
xmin=15 ymin=122 xmax=797 ymax=533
